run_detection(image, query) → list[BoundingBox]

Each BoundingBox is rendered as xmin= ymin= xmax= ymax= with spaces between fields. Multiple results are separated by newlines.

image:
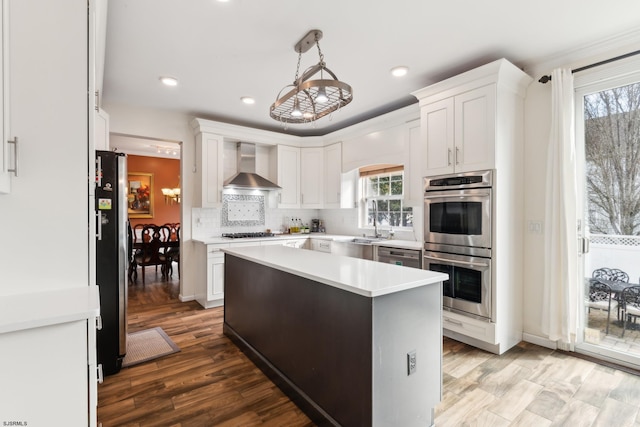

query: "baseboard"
xmin=178 ymin=293 xmax=195 ymax=302
xmin=522 ymin=332 xmax=557 ymax=350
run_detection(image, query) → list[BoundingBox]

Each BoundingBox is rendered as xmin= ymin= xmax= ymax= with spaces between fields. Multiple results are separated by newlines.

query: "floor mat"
xmin=122 ymin=326 xmax=180 ymax=368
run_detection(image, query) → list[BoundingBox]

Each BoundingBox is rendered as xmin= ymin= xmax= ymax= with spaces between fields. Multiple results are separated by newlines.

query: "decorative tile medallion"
xmin=222 ymin=194 xmax=265 ymax=226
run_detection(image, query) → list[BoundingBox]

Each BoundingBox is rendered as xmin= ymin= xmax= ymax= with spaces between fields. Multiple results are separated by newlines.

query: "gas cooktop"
xmin=222 ymin=232 xmax=275 ymax=239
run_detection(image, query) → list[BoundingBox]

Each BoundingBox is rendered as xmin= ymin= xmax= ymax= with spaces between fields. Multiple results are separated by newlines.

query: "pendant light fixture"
xmin=270 ymin=30 xmax=353 ymax=124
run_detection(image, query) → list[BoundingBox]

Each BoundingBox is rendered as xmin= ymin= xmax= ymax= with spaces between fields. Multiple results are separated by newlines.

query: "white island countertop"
xmin=222 ymin=245 xmax=447 ymax=298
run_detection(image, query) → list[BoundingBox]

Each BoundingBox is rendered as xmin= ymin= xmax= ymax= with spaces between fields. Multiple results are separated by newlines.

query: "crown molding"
xmin=524 ymin=28 xmax=640 ymax=80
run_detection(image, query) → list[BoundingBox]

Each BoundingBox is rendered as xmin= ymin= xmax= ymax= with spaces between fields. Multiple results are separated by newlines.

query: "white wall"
xmin=101 ymin=101 xmax=196 ymax=299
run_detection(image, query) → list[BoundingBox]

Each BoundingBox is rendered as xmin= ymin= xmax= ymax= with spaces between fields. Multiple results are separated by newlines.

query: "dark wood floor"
xmin=99 ymin=266 xmax=640 ymax=426
xmin=98 ymin=268 xmax=314 ymax=426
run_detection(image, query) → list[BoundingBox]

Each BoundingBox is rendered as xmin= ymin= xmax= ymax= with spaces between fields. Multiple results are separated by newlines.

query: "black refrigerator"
xmin=95 ymin=150 xmax=128 ymax=376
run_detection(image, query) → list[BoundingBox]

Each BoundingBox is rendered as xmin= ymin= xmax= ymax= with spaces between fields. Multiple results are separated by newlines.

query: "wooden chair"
xmin=586 ymin=280 xmax=616 ymax=335
xmin=162 ymin=223 xmax=180 ymax=278
xmin=621 ymin=286 xmax=640 ymax=337
xmin=133 ymin=224 xmax=171 ymax=284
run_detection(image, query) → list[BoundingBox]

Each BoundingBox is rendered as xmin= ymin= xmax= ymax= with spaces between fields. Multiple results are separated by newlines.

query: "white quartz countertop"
xmin=194 ymin=234 xmax=423 ymax=250
xmin=0 ymin=286 xmax=100 ymax=334
xmin=222 ymin=245 xmax=446 ymax=298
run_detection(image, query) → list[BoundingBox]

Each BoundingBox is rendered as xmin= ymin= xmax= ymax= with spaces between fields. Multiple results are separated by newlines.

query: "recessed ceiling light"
xmin=241 ymin=96 xmax=255 ymax=105
xmin=390 ymin=66 xmax=409 ymax=77
xmin=217 ymin=0 xmax=230 ymax=2
xmin=159 ymin=76 xmax=178 ymax=86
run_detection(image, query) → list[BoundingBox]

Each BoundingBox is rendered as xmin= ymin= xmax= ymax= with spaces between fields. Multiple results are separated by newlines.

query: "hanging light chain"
xmin=315 ymin=32 xmax=325 ymax=65
xmin=293 ymin=51 xmax=303 ymax=83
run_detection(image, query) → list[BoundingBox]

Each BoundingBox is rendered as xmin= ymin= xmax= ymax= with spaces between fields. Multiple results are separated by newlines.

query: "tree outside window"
xmin=585 ymin=81 xmax=640 ymax=235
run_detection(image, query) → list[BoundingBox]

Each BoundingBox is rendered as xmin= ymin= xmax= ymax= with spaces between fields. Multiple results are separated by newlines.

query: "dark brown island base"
xmin=222 ymin=245 xmax=447 ymax=427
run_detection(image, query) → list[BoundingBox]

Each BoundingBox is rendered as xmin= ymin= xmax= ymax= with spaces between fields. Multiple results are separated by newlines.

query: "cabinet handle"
xmin=444 ymin=318 xmax=464 ymax=327
xmin=455 ymin=147 xmax=460 ymax=165
xmin=7 ymin=137 xmax=18 ymax=177
xmin=278 ymin=192 xmax=282 ymax=203
xmin=301 ymin=194 xmax=304 ymax=204
xmin=447 ymin=148 xmax=452 ymax=166
xmin=95 ymin=90 xmax=100 ymax=112
xmin=97 ymin=364 xmax=104 ymax=384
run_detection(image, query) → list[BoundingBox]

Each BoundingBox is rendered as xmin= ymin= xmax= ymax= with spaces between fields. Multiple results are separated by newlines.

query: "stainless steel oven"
xmin=424 ymin=170 xmax=492 ymax=250
xmin=423 ymin=247 xmax=492 ymax=321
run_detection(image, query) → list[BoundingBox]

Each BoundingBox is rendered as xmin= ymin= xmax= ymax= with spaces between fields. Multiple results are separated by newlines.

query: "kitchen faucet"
xmin=372 ymin=200 xmax=380 ymax=238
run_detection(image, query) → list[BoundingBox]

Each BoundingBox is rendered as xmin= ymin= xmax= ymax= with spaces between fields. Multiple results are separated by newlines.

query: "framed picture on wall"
xmin=128 ymin=172 xmax=154 ymax=218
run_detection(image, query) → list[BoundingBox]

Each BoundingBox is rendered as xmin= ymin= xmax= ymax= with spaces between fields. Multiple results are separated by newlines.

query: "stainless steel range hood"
xmin=223 ymin=142 xmax=281 ymax=190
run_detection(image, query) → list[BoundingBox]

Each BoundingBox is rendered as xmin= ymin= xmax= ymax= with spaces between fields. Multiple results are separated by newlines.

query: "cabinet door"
xmin=454 ymin=84 xmax=496 ymax=173
xmin=277 ymin=145 xmax=300 ymax=208
xmin=324 ymin=143 xmax=342 ymax=208
xmin=300 ymin=147 xmax=323 ymax=208
xmin=0 ymin=0 xmax=9 ymax=194
xmin=421 ymin=97 xmax=454 ymax=176
xmin=208 ymin=252 xmax=225 ymax=299
xmin=196 ymin=132 xmax=224 ymax=207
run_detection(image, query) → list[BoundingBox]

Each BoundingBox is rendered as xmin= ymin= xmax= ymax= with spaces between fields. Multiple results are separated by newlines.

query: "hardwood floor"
xmin=99 ymin=268 xmax=640 ymax=426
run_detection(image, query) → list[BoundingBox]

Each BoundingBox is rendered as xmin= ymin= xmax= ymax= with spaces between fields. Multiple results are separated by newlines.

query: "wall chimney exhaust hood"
xmin=223 ymin=142 xmax=281 ymax=191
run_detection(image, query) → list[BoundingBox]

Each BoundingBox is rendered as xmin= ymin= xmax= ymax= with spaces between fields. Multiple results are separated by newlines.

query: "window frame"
xmin=360 ymin=169 xmax=413 ymax=230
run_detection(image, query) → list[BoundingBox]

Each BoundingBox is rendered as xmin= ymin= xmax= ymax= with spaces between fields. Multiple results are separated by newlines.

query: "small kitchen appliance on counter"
xmin=311 ymin=219 xmax=320 ymax=232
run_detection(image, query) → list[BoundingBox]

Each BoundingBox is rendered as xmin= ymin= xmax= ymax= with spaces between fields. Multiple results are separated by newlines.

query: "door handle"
xmin=424 ymin=254 xmax=488 ymax=268
xmin=447 ymin=148 xmax=452 ymax=166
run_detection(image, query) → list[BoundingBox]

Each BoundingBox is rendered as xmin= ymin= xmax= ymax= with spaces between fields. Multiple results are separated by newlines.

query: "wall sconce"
xmin=161 ymin=187 xmax=180 ymax=204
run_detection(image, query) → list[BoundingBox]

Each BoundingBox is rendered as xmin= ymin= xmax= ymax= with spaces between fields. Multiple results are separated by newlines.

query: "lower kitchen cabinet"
xmin=195 ymin=238 xmax=311 ymax=308
xmin=195 ymin=243 xmax=229 ymax=309
xmin=442 ymin=310 xmax=496 ymax=349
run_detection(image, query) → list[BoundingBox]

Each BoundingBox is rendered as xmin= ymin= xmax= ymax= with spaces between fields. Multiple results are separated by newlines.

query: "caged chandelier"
xmin=270 ymin=30 xmax=353 ymax=124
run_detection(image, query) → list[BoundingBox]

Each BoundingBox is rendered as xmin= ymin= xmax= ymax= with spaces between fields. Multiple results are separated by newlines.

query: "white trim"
xmin=522 ymin=332 xmax=557 ymax=350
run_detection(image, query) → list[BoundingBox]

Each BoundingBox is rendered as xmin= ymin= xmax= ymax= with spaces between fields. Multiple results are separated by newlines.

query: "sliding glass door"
xmin=575 ymin=61 xmax=640 ymax=367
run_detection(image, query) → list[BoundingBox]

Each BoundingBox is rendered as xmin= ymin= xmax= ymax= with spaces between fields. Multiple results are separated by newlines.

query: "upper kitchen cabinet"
xmin=324 ymin=142 xmax=342 ymax=208
xmin=191 ymin=122 xmax=224 ymax=208
xmin=274 ymin=144 xmax=300 ymax=208
xmin=273 ymin=144 xmax=325 ymax=209
xmin=300 ymin=147 xmax=323 ymax=208
xmin=412 ymin=59 xmax=531 ymax=176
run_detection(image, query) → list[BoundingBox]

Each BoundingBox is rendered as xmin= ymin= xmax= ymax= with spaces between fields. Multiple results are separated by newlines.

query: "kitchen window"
xmin=360 ymin=165 xmax=413 ymax=228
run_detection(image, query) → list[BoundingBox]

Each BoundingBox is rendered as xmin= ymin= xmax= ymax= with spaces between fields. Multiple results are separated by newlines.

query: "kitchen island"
xmin=222 ymin=245 xmax=447 ymax=427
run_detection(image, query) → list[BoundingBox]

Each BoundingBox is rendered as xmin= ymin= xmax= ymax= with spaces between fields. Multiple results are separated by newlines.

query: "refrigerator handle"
xmin=97 ymin=364 xmax=104 ymax=384
xmin=96 ymin=314 xmax=103 ymax=330
xmin=96 ymin=212 xmax=102 ymax=240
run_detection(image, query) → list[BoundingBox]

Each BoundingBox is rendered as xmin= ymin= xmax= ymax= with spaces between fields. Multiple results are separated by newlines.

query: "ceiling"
xmin=103 ymin=0 xmax=640 ymax=139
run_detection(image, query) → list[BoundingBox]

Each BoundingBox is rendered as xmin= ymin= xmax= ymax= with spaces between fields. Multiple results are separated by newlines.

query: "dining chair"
xmin=133 ymin=224 xmax=171 ymax=285
xmin=161 ymin=223 xmax=180 ymax=278
xmin=620 ymin=286 xmax=640 ymax=337
xmin=586 ymin=280 xmax=617 ymax=335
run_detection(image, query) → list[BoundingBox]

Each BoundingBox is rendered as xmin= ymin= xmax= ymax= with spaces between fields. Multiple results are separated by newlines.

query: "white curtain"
xmin=542 ymin=68 xmax=579 ymax=346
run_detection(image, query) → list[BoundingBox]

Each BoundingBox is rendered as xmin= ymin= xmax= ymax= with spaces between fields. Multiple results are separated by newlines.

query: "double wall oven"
xmin=423 ymin=170 xmax=493 ymax=321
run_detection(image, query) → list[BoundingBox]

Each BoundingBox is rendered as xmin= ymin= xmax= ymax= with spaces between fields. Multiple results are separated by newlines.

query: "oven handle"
xmin=424 ymin=192 xmax=490 ymax=199
xmin=424 ymin=254 xmax=489 ymax=268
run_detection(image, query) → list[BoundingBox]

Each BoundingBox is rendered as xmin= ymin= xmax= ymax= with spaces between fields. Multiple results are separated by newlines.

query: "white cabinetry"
xmin=275 ymin=144 xmax=326 ymax=209
xmin=94 ymin=108 xmax=109 ymax=151
xmin=0 ymin=0 xmax=10 ymax=194
xmin=276 ymin=144 xmax=300 ymax=208
xmin=324 ymin=142 xmax=342 ymax=208
xmin=193 ymin=131 xmax=224 ymax=207
xmin=300 ymin=147 xmax=323 ymax=208
xmin=417 ymin=85 xmax=495 ymax=175
xmin=310 ymin=238 xmax=331 ymax=253
xmin=413 ymin=59 xmax=532 ymax=354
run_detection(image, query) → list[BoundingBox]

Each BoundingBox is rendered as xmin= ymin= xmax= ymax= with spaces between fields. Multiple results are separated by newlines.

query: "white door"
xmin=575 ymin=60 xmax=640 ymax=368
